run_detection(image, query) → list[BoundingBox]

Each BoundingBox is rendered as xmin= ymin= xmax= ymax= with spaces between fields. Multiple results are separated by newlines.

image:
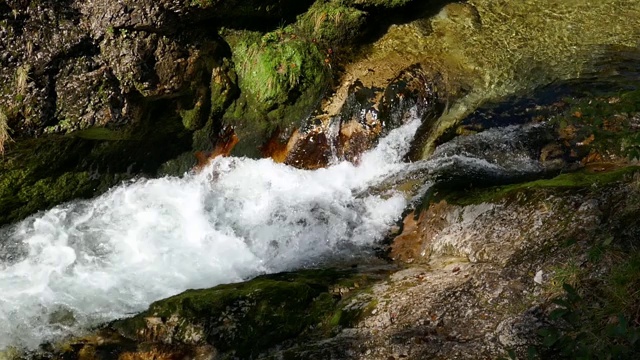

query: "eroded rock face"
xmin=1 ymin=0 xmax=445 ymax=223
xmin=281 ymin=63 xmax=445 ymax=168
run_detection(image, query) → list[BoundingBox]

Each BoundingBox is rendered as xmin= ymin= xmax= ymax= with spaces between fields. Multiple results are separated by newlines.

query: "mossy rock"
xmin=223 ymin=31 xmax=330 ymax=157
xmin=436 ymin=166 xmax=640 ymax=207
xmin=296 ymin=1 xmax=367 ymax=46
xmin=111 ymin=269 xmax=384 ymax=358
xmin=0 ymin=98 xmax=193 ymax=226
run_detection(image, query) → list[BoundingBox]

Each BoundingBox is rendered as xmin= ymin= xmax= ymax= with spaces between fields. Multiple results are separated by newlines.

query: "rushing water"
xmin=0 ymin=114 xmax=558 ymax=350
xmin=0 ymin=119 xmax=420 ymax=350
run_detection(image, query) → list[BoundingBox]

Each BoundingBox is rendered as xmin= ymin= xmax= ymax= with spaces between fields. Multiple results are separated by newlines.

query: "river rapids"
xmin=0 ymin=115 xmax=555 ymax=350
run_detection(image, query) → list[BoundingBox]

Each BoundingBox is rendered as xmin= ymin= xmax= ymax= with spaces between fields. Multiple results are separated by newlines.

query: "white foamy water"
xmin=0 ymin=119 xmax=420 ymax=350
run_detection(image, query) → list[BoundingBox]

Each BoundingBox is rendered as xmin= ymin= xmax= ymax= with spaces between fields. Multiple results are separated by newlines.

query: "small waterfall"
xmin=0 ymin=116 xmax=557 ymax=350
xmin=0 ymin=119 xmax=419 ymax=350
xmin=326 ymin=116 xmax=342 ymax=165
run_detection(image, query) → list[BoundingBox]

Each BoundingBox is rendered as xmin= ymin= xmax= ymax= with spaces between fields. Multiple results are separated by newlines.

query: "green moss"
xmin=223 ymin=31 xmax=329 ymax=157
xmin=233 ymin=37 xmax=326 ymax=112
xmin=296 ymin=1 xmax=366 ymax=46
xmin=0 ymin=169 xmax=96 ymax=223
xmin=0 ymin=99 xmax=193 ymax=225
xmin=442 ymin=166 xmax=640 ymax=206
xmin=209 ymin=61 xmax=238 ymax=118
xmin=113 ymin=269 xmax=383 ymax=357
xmin=179 ymin=106 xmax=205 ymax=131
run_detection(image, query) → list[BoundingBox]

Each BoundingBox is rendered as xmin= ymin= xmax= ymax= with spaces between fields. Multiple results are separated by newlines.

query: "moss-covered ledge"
xmin=0 ymin=102 xmax=192 ymax=226
xmin=429 ymin=165 xmax=640 ymax=207
xmin=29 ymin=268 xmax=388 ymax=360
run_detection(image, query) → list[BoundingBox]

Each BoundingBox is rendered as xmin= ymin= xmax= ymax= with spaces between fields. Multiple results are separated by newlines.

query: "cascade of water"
xmin=326 ymin=116 xmax=343 ymax=165
xmin=0 ymin=118 xmax=420 ymax=350
xmin=0 ymin=116 xmax=556 ymax=350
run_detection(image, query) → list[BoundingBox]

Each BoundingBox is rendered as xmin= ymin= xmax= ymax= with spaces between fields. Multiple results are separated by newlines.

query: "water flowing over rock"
xmin=280 ymin=63 xmax=445 ymax=168
xmin=0 ymin=0 xmax=454 ymax=224
xmin=2 ymin=1 xmax=640 ymax=359
xmin=0 ymin=119 xmax=421 ymax=350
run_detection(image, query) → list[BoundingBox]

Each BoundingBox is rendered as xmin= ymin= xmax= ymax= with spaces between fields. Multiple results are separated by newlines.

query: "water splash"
xmin=0 ymin=119 xmax=420 ymax=350
xmin=0 ymin=117 xmax=562 ymax=350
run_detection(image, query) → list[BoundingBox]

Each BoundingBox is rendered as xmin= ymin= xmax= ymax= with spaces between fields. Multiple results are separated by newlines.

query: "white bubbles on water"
xmin=0 ymin=119 xmax=421 ymax=350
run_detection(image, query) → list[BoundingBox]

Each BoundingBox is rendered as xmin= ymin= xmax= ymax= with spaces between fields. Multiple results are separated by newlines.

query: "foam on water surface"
xmin=0 ymin=119 xmax=420 ymax=350
xmin=0 ymin=118 xmax=556 ymax=350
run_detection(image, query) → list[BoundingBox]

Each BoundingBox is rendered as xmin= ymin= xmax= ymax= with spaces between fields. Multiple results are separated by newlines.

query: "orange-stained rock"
xmin=261 ymin=128 xmax=300 ymax=164
xmin=391 ymin=201 xmax=452 ymax=263
xmin=336 ymin=118 xmax=382 ymax=164
xmin=284 ymin=128 xmax=332 ymax=169
xmin=193 ymin=127 xmax=239 ymax=171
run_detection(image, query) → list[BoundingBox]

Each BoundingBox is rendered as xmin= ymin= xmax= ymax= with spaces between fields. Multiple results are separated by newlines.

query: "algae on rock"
xmin=32 ymin=269 xmax=387 ymax=360
xmin=222 ymin=31 xmax=330 ymax=157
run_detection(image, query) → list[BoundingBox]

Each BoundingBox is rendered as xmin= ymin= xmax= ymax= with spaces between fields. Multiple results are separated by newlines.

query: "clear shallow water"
xmin=0 ymin=119 xmax=420 ymax=350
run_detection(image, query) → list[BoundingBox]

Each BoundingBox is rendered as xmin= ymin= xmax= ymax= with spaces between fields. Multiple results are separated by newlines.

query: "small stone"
xmin=533 ymin=270 xmax=544 ymax=285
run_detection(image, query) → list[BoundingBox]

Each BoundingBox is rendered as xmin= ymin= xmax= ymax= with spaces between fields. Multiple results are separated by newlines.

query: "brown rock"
xmin=391 ymin=201 xmax=452 ymax=263
xmin=194 ymin=127 xmax=239 ymax=171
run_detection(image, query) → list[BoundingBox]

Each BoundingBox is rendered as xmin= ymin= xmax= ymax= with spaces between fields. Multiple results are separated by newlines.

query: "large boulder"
xmin=0 ymin=0 xmax=441 ymax=223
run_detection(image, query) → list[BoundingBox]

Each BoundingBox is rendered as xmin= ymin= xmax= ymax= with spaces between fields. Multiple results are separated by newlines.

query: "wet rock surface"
xmin=282 ymin=63 xmax=446 ymax=168
xmin=22 ymin=167 xmax=640 ymax=360
xmin=2 ymin=1 xmax=640 ymax=358
xmin=0 ymin=0 xmax=450 ymax=223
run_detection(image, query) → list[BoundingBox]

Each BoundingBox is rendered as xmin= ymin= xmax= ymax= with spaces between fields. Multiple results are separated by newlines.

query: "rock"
xmin=390 ymin=203 xmax=450 ymax=264
xmin=222 ymin=31 xmax=330 ymax=158
xmin=31 ymin=269 xmax=388 ymax=360
xmin=533 ymin=270 xmax=544 ymax=285
xmin=281 ymin=63 xmax=445 ymax=169
xmin=51 ymin=57 xmax=126 ymax=133
xmin=379 ymin=64 xmax=444 ymax=161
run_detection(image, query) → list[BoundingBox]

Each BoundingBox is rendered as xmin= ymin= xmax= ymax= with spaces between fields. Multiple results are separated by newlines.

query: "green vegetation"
xmin=535 ymin=253 xmax=640 ymax=359
xmin=297 ymin=1 xmax=366 ymax=46
xmin=0 ymin=136 xmax=122 ymax=224
xmin=113 ymin=269 xmax=383 ymax=358
xmin=0 ymin=170 xmax=95 ymax=220
xmin=436 ymin=166 xmax=640 ymax=206
xmin=179 ymin=105 xmax=206 ymax=131
xmin=0 ymin=108 xmax=10 ymax=155
xmin=222 ymin=29 xmax=329 ymax=156
xmin=232 ymin=35 xmax=327 ymax=113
